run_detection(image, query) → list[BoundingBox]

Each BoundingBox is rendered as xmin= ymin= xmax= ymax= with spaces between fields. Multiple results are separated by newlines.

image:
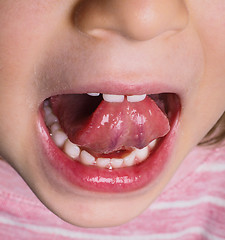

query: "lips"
xmin=39 ymin=92 xmax=180 ymax=193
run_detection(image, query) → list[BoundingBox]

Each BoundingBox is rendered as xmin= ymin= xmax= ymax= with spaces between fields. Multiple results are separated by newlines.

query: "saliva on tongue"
xmin=51 ymin=95 xmax=170 ymax=155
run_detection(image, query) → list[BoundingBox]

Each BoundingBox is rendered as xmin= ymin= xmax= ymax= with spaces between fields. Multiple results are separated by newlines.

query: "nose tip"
xmin=74 ymin=0 xmax=188 ymax=41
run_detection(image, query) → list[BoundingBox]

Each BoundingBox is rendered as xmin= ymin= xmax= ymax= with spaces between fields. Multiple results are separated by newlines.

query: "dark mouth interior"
xmin=43 ymin=93 xmax=180 ymax=157
xmin=50 ymin=94 xmax=103 ymax=129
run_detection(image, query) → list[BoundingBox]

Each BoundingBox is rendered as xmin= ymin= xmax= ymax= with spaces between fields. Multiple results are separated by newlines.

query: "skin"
xmin=0 ymin=0 xmax=225 ymax=227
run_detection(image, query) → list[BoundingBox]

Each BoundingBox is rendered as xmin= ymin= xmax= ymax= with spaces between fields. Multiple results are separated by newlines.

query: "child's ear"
xmin=74 ymin=0 xmax=188 ymax=41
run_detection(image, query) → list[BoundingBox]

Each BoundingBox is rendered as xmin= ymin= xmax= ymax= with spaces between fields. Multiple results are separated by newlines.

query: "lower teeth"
xmin=43 ymin=99 xmax=158 ymax=169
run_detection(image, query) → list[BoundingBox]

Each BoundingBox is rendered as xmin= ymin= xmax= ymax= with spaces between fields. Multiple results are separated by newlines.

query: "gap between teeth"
xmin=88 ymin=93 xmax=147 ymax=103
xmin=44 ymin=100 xmax=157 ymax=169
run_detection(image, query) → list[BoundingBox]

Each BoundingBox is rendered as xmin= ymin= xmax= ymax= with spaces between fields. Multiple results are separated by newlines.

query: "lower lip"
xmin=38 ymin=104 xmax=180 ymax=193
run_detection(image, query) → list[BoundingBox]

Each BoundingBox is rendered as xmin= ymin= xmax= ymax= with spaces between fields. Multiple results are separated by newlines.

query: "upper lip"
xmin=37 ymin=32 xmax=188 ymax=103
xmin=41 ymin=80 xmax=183 ymax=103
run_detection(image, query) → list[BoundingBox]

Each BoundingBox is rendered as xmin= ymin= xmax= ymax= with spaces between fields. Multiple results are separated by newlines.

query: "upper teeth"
xmin=87 ymin=93 xmax=100 ymax=97
xmin=127 ymin=94 xmax=146 ymax=102
xmin=87 ymin=93 xmax=146 ymax=103
xmin=103 ymin=94 xmax=125 ymax=103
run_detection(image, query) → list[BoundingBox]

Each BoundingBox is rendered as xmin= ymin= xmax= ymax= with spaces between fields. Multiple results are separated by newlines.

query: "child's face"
xmin=0 ymin=0 xmax=225 ymax=227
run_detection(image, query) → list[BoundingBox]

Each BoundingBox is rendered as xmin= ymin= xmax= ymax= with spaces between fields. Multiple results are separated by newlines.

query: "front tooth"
xmin=134 ymin=146 xmax=149 ymax=161
xmin=52 ymin=130 xmax=68 ymax=148
xmin=127 ymin=94 xmax=146 ymax=102
xmin=87 ymin=93 xmax=100 ymax=97
xmin=80 ymin=150 xmax=95 ymax=165
xmin=123 ymin=151 xmax=136 ymax=167
xmin=64 ymin=139 xmax=80 ymax=159
xmin=96 ymin=158 xmax=110 ymax=168
xmin=111 ymin=158 xmax=123 ymax=168
xmin=103 ymin=94 xmax=124 ymax=103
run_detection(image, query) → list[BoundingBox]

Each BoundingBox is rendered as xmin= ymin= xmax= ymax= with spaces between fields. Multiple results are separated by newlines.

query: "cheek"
xmin=0 ymin=2 xmax=54 ymax=162
xmin=0 ymin=3 xmax=53 ymax=68
xmin=0 ymin=1 xmax=70 ymax=119
xmin=0 ymin=1 xmax=74 ymax=75
xmin=0 ymin=4 xmax=46 ymax=94
xmin=188 ymin=1 xmax=225 ymax=63
xmin=196 ymin=2 xmax=225 ymax=113
xmin=179 ymin=1 xmax=225 ymax=144
xmin=189 ymin=1 xmax=225 ymax=99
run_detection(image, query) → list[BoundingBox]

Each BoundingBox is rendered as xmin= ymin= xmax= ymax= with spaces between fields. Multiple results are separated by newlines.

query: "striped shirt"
xmin=0 ymin=143 xmax=225 ymax=240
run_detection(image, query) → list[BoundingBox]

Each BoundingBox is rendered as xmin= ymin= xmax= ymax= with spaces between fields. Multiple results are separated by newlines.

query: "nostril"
xmin=73 ymin=0 xmax=188 ymax=41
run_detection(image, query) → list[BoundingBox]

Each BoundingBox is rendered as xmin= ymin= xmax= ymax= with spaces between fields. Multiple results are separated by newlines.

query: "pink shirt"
xmin=0 ymin=143 xmax=225 ymax=239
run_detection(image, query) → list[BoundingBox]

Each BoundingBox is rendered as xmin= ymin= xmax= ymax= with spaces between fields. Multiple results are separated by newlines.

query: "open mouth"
xmin=39 ymin=92 xmax=180 ymax=193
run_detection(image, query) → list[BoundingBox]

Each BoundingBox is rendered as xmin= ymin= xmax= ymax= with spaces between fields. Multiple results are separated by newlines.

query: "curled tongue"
xmin=51 ymin=95 xmax=170 ymax=154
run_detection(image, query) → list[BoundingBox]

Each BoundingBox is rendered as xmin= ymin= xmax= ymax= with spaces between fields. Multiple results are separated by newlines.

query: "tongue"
xmin=51 ymin=95 xmax=170 ymax=154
